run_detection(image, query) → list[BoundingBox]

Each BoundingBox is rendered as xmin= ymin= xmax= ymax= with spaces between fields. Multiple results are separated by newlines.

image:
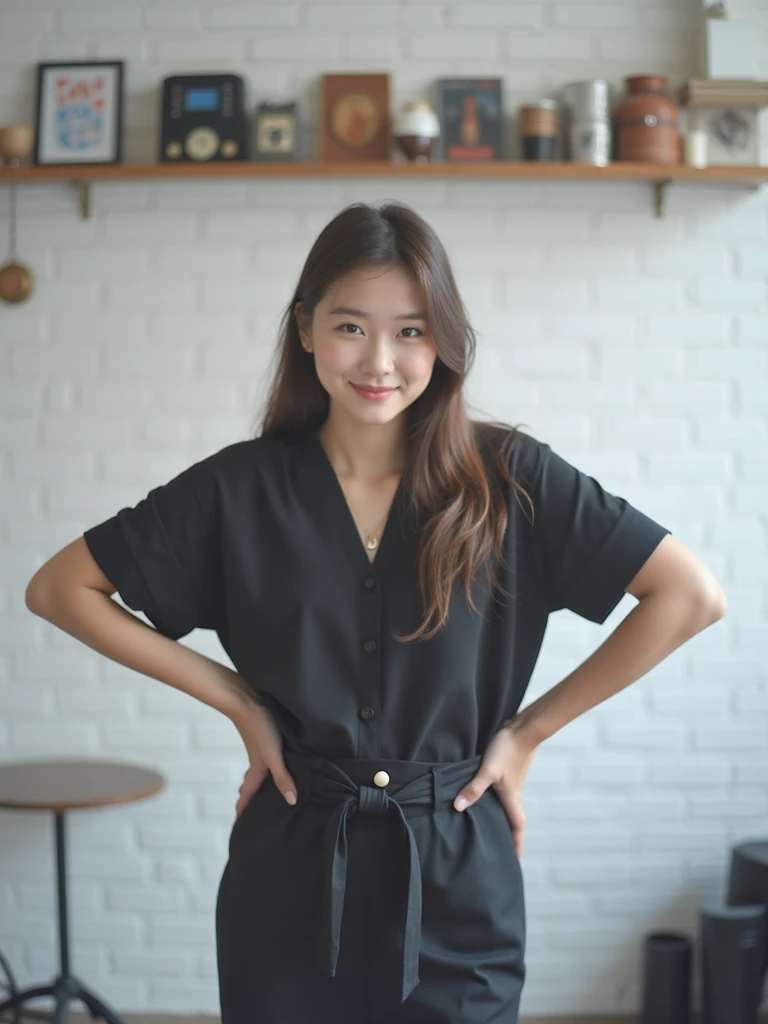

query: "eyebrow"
xmin=328 ymin=305 xmax=427 ymax=321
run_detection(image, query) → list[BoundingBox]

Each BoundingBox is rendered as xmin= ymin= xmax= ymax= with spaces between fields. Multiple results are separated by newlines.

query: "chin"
xmin=344 ymin=395 xmax=405 ymax=421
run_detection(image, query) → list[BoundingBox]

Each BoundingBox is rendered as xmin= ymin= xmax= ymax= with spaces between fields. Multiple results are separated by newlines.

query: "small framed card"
xmin=33 ymin=60 xmax=125 ymax=165
xmin=253 ymin=102 xmax=298 ymax=161
xmin=689 ymin=106 xmax=760 ymax=165
xmin=320 ymin=73 xmax=390 ymax=161
xmin=434 ymin=78 xmax=503 ymax=160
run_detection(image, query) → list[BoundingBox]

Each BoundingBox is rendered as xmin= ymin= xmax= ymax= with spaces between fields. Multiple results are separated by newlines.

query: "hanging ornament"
xmin=0 ymin=126 xmax=35 ymax=305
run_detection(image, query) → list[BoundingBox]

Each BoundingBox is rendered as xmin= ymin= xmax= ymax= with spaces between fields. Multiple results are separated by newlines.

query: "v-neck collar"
xmin=302 ymin=427 xmax=407 ymax=577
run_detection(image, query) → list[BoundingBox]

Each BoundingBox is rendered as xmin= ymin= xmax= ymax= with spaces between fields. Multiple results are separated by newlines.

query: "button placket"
xmin=358 ymin=571 xmax=381 ymax=758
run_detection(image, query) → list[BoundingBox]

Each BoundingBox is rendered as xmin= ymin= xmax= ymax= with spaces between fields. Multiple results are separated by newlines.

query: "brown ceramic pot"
xmin=0 ymin=125 xmax=34 ymax=164
xmin=614 ymin=75 xmax=680 ymax=164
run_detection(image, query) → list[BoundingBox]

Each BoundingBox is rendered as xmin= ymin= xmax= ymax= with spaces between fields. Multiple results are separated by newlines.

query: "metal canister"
xmin=561 ymin=79 xmax=612 ymax=121
xmin=569 ymin=119 xmax=611 ymax=165
xmin=560 ymin=80 xmax=613 ymax=162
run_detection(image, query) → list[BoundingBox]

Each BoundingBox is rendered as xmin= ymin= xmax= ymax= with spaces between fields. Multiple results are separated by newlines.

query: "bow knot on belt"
xmin=283 ymin=749 xmax=483 ymax=1003
xmin=357 ymin=785 xmax=389 ymax=813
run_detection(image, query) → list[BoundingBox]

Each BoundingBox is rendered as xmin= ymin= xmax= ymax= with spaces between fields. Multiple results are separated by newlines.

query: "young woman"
xmin=26 ymin=201 xmax=727 ymax=1024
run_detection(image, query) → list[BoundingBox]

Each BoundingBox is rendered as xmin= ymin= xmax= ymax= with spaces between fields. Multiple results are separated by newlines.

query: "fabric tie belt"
xmin=283 ymin=749 xmax=484 ymax=1003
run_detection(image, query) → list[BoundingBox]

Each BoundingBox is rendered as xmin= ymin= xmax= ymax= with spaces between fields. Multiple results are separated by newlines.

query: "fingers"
xmin=453 ymin=769 xmax=495 ymax=811
xmin=239 ymin=750 xmax=299 ymax=809
xmin=494 ymin=787 xmax=526 ymax=859
xmin=453 ymin=771 xmax=526 ymax=858
xmin=266 ymin=759 xmax=298 ymax=806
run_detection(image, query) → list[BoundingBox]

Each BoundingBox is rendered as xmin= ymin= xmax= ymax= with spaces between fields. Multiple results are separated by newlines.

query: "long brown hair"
xmin=255 ymin=201 xmax=534 ymax=642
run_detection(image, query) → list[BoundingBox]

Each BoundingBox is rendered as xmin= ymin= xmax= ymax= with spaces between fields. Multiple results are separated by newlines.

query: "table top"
xmin=0 ymin=759 xmax=165 ymax=812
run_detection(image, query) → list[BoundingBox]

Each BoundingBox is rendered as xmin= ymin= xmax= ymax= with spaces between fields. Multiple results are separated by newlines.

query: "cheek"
xmin=315 ymin=339 xmax=354 ymax=375
xmin=402 ymin=348 xmax=437 ymax=381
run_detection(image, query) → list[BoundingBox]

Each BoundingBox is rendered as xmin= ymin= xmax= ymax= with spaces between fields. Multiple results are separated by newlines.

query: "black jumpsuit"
xmin=83 ymin=424 xmax=671 ymax=1024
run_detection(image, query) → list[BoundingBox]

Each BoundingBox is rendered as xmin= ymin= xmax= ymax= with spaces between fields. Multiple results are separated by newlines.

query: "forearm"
xmin=27 ymin=585 xmax=261 ymax=721
xmin=508 ymin=590 xmax=724 ymax=748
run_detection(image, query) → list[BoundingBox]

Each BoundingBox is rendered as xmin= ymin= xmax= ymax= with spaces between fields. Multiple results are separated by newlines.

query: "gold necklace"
xmin=348 ymin=507 xmax=389 ymax=551
xmin=314 ymin=420 xmax=398 ymax=551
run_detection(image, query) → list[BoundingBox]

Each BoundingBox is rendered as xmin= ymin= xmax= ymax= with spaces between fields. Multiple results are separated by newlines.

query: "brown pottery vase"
xmin=614 ymin=74 xmax=680 ymax=164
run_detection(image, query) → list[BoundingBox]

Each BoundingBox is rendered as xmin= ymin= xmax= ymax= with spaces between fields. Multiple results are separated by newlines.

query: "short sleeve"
xmin=83 ymin=457 xmax=223 ymax=640
xmin=528 ymin=438 xmax=672 ymax=624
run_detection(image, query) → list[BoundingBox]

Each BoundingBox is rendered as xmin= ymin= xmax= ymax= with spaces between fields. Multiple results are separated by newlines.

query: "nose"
xmin=359 ymin=336 xmax=396 ymax=376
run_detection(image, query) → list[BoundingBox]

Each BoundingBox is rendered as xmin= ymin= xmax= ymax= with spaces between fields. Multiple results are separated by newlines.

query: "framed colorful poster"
xmin=33 ymin=61 xmax=124 ymax=165
xmin=434 ymin=78 xmax=503 ymax=161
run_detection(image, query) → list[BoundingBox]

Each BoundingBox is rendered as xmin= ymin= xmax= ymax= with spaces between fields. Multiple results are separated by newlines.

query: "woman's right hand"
xmin=231 ymin=699 xmax=298 ymax=817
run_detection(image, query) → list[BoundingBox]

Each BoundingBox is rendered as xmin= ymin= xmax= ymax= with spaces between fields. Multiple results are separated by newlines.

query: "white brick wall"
xmin=1 ymin=0 xmax=766 ymax=1019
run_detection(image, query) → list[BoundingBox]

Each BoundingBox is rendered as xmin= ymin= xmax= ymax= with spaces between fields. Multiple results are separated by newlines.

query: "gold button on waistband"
xmin=373 ymin=770 xmax=390 ymax=787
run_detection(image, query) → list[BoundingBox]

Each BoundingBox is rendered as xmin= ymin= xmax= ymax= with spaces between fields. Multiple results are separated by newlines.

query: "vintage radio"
xmin=160 ymin=73 xmax=247 ymax=162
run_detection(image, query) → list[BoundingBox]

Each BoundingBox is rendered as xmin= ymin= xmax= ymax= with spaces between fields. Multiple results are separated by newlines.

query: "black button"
xmin=363 ymin=575 xmax=376 ymax=590
xmin=363 ymin=639 xmax=377 ymax=654
xmin=360 ymin=706 xmax=375 ymax=721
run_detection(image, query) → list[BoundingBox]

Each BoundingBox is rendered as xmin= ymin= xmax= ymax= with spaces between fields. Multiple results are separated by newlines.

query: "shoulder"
xmin=178 ymin=433 xmax=298 ymax=485
xmin=142 ymin=434 xmax=299 ymax=523
xmin=471 ymin=419 xmax=545 ymax=483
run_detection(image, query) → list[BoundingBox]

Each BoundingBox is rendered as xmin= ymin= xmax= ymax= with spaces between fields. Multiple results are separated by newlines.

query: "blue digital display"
xmin=185 ymin=88 xmax=219 ymax=112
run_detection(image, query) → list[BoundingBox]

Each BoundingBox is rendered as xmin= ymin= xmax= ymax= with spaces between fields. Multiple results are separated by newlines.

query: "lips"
xmin=352 ymin=384 xmax=395 ymax=393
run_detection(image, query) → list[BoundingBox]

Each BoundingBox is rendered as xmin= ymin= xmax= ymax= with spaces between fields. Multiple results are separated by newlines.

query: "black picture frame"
xmin=434 ymin=77 xmax=503 ymax=161
xmin=33 ymin=60 xmax=125 ymax=166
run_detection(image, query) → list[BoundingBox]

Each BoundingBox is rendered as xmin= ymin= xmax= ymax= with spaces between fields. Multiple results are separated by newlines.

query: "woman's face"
xmin=296 ymin=263 xmax=438 ymax=426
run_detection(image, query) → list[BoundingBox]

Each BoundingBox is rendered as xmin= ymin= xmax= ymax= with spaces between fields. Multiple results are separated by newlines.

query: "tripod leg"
xmin=52 ymin=987 xmax=70 ymax=1024
xmin=0 ymin=984 xmax=56 ymax=1014
xmin=75 ymin=984 xmax=129 ymax=1024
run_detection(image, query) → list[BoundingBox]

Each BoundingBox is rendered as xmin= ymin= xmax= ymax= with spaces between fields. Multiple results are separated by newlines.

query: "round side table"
xmin=0 ymin=759 xmax=165 ymax=1024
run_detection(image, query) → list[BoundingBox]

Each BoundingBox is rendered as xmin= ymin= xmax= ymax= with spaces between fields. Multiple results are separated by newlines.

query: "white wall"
xmin=1 ymin=0 xmax=767 ymax=1018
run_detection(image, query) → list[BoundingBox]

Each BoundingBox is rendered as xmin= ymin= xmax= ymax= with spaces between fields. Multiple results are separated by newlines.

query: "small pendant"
xmin=366 ymin=537 xmax=378 ymax=551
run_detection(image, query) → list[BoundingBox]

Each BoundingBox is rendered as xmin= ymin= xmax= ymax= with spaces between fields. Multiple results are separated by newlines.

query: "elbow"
xmin=25 ymin=567 xmax=59 ymax=619
xmin=643 ymin=583 xmax=728 ymax=630
xmin=692 ymin=582 xmax=727 ymax=625
xmin=684 ymin=570 xmax=728 ymax=626
xmin=25 ymin=575 xmax=50 ymax=617
xmin=707 ymin=587 xmax=728 ymax=623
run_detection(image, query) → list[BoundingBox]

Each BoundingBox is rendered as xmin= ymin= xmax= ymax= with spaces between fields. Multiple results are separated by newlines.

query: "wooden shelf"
xmin=2 ymin=160 xmax=767 ymax=219
xmin=3 ymin=159 xmax=768 ymax=182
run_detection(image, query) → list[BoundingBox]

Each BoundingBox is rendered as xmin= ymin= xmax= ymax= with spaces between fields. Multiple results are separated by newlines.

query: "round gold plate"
xmin=330 ymin=92 xmax=381 ymax=148
xmin=0 ymin=261 xmax=34 ymax=304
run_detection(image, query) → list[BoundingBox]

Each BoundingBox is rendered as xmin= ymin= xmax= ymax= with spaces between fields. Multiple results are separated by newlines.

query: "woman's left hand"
xmin=452 ymin=720 xmax=539 ymax=859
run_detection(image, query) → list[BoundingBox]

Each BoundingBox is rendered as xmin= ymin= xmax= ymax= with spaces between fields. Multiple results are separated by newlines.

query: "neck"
xmin=317 ymin=410 xmax=407 ymax=483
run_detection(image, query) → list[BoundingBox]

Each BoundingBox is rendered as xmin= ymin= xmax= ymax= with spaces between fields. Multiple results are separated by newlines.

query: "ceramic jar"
xmin=614 ymin=74 xmax=680 ymax=164
xmin=394 ymin=101 xmax=440 ymax=163
xmin=0 ymin=125 xmax=34 ymax=165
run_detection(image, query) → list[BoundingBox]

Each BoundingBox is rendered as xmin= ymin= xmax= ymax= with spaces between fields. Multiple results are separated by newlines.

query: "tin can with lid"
xmin=570 ymin=119 xmax=611 ymax=165
xmin=561 ymin=80 xmax=612 ymax=122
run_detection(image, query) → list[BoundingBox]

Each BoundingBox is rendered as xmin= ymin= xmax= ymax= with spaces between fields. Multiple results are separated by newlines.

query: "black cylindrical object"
xmin=640 ymin=930 xmax=692 ymax=1024
xmin=521 ymin=135 xmax=557 ymax=161
xmin=700 ymin=902 xmax=767 ymax=1024
xmin=519 ymin=100 xmax=558 ymax=162
xmin=727 ymin=840 xmax=768 ymax=971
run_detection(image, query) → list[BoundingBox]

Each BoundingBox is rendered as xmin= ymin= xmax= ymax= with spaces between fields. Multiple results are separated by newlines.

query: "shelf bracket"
xmin=653 ymin=179 xmax=671 ymax=219
xmin=73 ymin=179 xmax=90 ymax=219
